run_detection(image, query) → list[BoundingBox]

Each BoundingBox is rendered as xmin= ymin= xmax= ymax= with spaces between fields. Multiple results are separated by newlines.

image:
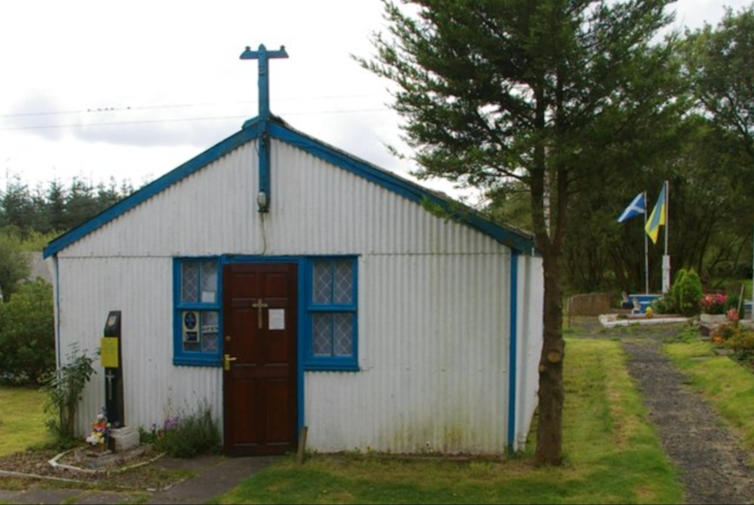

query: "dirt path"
xmin=620 ymin=330 xmax=754 ymax=504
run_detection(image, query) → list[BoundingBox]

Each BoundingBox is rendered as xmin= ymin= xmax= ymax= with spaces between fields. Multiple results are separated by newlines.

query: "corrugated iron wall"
xmin=55 ymin=137 xmax=540 ymax=453
xmin=57 ymin=257 xmax=222 ymax=437
xmin=306 ymin=253 xmax=510 ymax=454
xmin=513 ymin=254 xmax=544 ymax=451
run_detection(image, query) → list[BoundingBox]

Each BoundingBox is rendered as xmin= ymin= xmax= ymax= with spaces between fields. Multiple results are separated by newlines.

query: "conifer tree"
xmin=362 ymin=0 xmax=683 ymax=464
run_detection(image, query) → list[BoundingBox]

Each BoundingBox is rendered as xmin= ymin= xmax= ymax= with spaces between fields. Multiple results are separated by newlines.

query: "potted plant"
xmin=699 ymin=293 xmax=728 ymax=324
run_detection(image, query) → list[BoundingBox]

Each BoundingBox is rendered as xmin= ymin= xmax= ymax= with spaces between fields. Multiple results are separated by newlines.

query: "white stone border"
xmin=47 ymin=447 xmax=165 ymax=475
xmin=0 ymin=467 xmax=90 ymax=484
xmin=599 ymin=314 xmax=689 ymax=328
xmin=49 ymin=449 xmax=100 ymax=474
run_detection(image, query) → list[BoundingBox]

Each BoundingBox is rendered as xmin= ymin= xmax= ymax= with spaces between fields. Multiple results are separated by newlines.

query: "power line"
xmin=0 ymin=108 xmax=392 ymax=132
xmin=0 ymin=94 xmax=385 ymax=119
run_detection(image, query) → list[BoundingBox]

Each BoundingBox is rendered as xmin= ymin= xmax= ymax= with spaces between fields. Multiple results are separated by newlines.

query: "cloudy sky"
xmin=0 ymin=0 xmax=750 ymax=195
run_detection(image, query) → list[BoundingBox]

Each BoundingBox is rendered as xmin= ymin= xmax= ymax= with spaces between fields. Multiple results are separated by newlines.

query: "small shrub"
xmin=651 ymin=294 xmax=678 ymax=314
xmin=724 ymin=329 xmax=754 ymax=362
xmin=724 ymin=293 xmax=745 ymax=321
xmin=671 ymin=269 xmax=704 ymax=317
xmin=39 ymin=344 xmax=97 ymax=443
xmin=149 ymin=406 xmax=220 ymax=458
xmin=710 ymin=321 xmax=741 ymax=345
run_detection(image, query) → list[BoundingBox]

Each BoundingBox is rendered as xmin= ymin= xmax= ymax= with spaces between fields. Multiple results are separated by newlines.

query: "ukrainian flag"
xmin=645 ymin=184 xmax=667 ymax=244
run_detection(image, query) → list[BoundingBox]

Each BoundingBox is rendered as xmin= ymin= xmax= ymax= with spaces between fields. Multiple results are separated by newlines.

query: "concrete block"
xmin=110 ymin=426 xmax=140 ymax=453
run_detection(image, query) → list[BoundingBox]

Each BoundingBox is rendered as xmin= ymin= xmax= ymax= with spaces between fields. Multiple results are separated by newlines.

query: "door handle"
xmin=224 ymin=354 xmax=237 ymax=372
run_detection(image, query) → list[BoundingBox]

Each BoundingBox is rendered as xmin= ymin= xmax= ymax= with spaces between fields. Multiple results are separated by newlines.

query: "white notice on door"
xmin=268 ymin=309 xmax=285 ymax=330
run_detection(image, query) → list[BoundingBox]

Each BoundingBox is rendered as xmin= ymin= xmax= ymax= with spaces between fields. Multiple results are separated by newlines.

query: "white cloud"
xmin=0 ymin=0 xmax=750 ymax=189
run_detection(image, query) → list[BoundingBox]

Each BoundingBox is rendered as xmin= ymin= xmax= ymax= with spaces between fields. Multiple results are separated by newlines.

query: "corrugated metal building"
xmin=44 ymin=46 xmax=543 ymax=456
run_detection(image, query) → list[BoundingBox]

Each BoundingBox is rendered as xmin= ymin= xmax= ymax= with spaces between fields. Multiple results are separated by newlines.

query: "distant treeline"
xmin=0 ymin=176 xmax=135 ymax=237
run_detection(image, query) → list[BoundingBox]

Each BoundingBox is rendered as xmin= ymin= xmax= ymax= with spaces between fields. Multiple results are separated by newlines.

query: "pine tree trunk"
xmin=535 ymin=249 xmax=565 ymax=466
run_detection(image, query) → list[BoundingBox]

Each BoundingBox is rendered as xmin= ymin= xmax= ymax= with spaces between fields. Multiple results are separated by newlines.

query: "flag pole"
xmin=644 ymin=191 xmax=649 ymax=294
xmin=662 ymin=180 xmax=671 ymax=293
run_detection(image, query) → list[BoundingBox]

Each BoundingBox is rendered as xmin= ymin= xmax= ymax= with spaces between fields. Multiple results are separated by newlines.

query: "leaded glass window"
xmin=175 ymin=258 xmax=222 ymax=367
xmin=306 ymin=258 xmax=358 ymax=370
xmin=181 ymin=261 xmax=217 ymax=304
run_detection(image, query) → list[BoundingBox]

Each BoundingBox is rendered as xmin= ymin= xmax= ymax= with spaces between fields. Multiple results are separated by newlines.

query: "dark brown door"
xmin=223 ymin=263 xmax=297 ymax=456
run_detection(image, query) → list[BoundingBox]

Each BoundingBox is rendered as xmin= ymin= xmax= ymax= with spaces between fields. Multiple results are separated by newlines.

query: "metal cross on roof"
xmin=240 ymin=44 xmax=289 ymax=119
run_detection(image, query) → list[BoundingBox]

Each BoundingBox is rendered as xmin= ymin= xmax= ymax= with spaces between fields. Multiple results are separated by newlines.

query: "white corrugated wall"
xmin=306 ymin=252 xmax=510 ymax=454
xmin=56 ymin=257 xmax=222 ymax=437
xmin=512 ymin=254 xmax=544 ymax=451
xmin=55 ymin=135 xmax=541 ymax=453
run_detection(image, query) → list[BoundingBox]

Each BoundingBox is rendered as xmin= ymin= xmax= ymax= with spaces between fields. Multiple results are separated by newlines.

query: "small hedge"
xmin=0 ymin=279 xmax=55 ymax=385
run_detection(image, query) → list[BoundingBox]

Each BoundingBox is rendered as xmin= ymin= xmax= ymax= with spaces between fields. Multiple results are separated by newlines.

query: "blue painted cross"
xmin=240 ymin=44 xmax=289 ymax=119
xmin=240 ymin=44 xmax=288 ymax=213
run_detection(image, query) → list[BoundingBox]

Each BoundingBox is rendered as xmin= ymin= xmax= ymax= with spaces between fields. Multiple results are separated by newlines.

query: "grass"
xmin=0 ymin=386 xmax=53 ymax=457
xmin=211 ymin=339 xmax=683 ymax=505
xmin=664 ymin=339 xmax=754 ymax=450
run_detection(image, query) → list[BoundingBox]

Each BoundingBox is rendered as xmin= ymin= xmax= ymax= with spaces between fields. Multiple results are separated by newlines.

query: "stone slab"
xmin=111 ymin=426 xmax=140 ymax=453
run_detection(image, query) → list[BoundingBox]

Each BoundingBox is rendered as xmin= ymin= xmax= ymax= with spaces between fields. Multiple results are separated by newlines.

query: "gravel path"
xmin=621 ymin=331 xmax=754 ymax=505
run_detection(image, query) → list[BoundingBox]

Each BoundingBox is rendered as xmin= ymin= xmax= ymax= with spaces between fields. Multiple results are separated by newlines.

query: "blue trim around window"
xmin=302 ymin=256 xmax=359 ymax=372
xmin=173 ymin=257 xmax=223 ymax=367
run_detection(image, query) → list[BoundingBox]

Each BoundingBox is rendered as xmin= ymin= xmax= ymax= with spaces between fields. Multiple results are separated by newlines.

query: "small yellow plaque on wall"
xmin=101 ymin=337 xmax=119 ymax=368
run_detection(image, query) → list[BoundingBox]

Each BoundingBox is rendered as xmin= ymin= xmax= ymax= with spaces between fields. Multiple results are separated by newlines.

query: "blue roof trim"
xmin=507 ymin=250 xmax=519 ymax=451
xmin=267 ymin=121 xmax=535 ymax=254
xmin=43 ymin=119 xmax=265 ymax=258
xmin=44 ymin=115 xmax=535 ymax=257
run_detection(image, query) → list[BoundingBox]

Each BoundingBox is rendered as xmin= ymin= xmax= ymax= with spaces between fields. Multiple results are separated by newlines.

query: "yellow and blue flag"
xmin=645 ymin=185 xmax=667 ymax=244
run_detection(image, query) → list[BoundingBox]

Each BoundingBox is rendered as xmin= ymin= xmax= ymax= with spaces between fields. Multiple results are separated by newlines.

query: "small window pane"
xmin=332 ymin=261 xmax=354 ymax=305
xmin=312 ymin=314 xmax=332 ymax=356
xmin=182 ymin=263 xmax=199 ymax=303
xmin=200 ymin=262 xmax=218 ymax=303
xmin=201 ymin=312 xmax=219 ymax=353
xmin=312 ymin=261 xmax=332 ymax=305
xmin=183 ymin=341 xmax=201 ymax=352
xmin=333 ymin=313 xmax=354 ymax=357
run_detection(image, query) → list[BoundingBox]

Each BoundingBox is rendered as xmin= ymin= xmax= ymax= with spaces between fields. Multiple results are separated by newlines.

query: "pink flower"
xmin=700 ymin=292 xmax=728 ymax=314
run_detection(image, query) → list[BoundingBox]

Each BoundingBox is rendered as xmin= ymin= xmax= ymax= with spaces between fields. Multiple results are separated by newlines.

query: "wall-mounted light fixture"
xmin=257 ymin=191 xmax=269 ymax=213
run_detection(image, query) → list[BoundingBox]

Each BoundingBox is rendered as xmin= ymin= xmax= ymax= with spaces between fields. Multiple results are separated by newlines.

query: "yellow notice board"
xmin=101 ymin=337 xmax=119 ymax=368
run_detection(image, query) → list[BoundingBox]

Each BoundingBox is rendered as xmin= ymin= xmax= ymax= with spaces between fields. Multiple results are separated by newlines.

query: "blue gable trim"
xmin=44 ymin=116 xmax=535 ymax=257
xmin=267 ymin=122 xmax=535 ymax=254
xmin=43 ymin=119 xmax=264 ymax=258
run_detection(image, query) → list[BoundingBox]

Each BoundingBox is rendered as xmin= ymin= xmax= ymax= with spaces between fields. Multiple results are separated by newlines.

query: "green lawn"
xmin=0 ymin=386 xmax=53 ymax=456
xmin=665 ymin=339 xmax=754 ymax=449
xmin=211 ymin=339 xmax=683 ymax=504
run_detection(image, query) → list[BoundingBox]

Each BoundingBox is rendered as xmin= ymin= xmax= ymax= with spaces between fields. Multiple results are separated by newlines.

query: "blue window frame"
xmin=304 ymin=257 xmax=358 ymax=371
xmin=173 ymin=258 xmax=222 ymax=366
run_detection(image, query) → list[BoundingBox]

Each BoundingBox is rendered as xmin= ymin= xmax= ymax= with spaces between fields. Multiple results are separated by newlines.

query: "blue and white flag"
xmin=617 ymin=192 xmax=646 ymax=223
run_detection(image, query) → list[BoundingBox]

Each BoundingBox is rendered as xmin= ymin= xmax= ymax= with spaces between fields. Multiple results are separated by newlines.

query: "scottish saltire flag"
xmin=645 ymin=185 xmax=667 ymax=244
xmin=617 ymin=192 xmax=646 ymax=223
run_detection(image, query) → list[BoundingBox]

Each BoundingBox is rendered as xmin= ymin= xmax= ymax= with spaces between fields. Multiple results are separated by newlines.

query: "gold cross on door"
xmin=252 ymin=299 xmax=269 ymax=329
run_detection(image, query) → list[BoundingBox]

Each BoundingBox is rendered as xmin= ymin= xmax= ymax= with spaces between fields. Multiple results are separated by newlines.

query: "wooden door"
xmin=223 ymin=263 xmax=297 ymax=456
